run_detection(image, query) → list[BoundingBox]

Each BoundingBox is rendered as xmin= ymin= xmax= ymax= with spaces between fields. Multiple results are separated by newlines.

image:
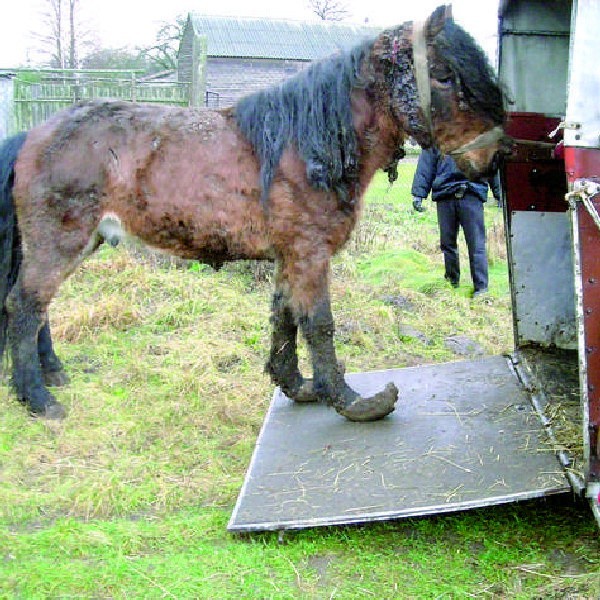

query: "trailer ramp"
xmin=228 ymin=356 xmax=570 ymax=532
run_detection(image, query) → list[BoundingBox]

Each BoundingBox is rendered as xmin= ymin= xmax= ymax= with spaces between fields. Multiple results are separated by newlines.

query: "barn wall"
xmin=205 ymin=57 xmax=307 ymax=107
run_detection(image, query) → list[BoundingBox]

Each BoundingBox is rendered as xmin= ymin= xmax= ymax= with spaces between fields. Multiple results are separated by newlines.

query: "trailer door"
xmin=564 ymin=0 xmax=600 ymax=524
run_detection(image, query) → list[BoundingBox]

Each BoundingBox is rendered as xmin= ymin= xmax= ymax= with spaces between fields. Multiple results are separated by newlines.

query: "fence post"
xmin=131 ymin=71 xmax=137 ymax=102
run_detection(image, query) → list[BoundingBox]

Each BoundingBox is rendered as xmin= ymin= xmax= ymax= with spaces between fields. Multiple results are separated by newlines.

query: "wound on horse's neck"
xmin=350 ymin=86 xmax=405 ymax=189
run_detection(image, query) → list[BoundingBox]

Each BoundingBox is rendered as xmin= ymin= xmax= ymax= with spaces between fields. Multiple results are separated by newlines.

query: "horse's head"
xmin=377 ymin=5 xmax=509 ymax=179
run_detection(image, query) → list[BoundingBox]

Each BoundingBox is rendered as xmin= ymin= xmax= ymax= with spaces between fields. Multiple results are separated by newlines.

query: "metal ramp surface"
xmin=228 ymin=356 xmax=570 ymax=532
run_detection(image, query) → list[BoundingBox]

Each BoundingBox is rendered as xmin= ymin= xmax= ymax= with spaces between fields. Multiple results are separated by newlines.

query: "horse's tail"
xmin=0 ymin=132 xmax=27 ymax=359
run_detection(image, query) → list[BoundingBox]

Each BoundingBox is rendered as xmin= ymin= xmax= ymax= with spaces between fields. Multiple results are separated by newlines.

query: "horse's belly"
xmin=110 ymin=191 xmax=272 ymax=263
xmin=129 ymin=129 xmax=271 ymax=260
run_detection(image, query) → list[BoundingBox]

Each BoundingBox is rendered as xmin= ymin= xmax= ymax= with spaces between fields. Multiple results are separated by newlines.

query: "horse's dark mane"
xmin=436 ymin=20 xmax=504 ymax=126
xmin=234 ymin=41 xmax=373 ymax=208
xmin=235 ymin=20 xmax=504 ymax=207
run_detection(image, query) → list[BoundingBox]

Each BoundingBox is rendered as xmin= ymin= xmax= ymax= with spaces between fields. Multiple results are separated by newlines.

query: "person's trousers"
xmin=436 ymin=195 xmax=488 ymax=292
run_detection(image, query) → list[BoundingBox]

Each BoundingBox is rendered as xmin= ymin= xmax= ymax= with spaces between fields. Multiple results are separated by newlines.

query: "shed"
xmin=177 ymin=14 xmax=380 ymax=108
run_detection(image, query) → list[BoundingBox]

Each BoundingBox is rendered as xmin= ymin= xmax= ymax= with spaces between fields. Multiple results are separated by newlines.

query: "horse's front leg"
xmin=266 ymin=284 xmax=333 ymax=405
xmin=298 ymin=292 xmax=398 ymax=421
xmin=266 ymin=258 xmax=328 ymax=403
xmin=6 ymin=282 xmax=65 ymax=418
xmin=265 ymin=289 xmax=306 ymax=399
xmin=38 ymin=317 xmax=69 ymax=388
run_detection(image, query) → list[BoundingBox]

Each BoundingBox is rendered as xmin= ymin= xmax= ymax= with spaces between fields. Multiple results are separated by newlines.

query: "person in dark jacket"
xmin=411 ymin=148 xmax=501 ymax=297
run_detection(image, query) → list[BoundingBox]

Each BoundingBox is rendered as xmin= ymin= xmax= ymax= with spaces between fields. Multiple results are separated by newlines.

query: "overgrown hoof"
xmin=43 ymin=369 xmax=70 ymax=388
xmin=335 ymin=382 xmax=398 ymax=422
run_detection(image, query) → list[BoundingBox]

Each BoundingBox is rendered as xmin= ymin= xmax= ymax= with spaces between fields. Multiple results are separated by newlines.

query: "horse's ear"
xmin=426 ymin=5 xmax=452 ymax=39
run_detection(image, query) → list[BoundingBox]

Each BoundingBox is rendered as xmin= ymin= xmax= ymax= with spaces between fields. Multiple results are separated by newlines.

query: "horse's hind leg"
xmin=38 ymin=317 xmax=69 ymax=388
xmin=6 ymin=280 xmax=65 ymax=418
xmin=6 ymin=218 xmax=90 ymax=417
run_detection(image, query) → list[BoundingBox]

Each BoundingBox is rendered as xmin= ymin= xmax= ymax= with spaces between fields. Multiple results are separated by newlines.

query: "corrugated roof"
xmin=189 ymin=14 xmax=381 ymax=60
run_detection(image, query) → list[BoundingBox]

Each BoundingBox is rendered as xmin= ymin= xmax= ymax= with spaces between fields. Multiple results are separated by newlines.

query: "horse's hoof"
xmin=291 ymin=380 xmax=319 ymax=403
xmin=25 ymin=390 xmax=67 ymax=420
xmin=41 ymin=401 xmax=67 ymax=420
xmin=291 ymin=361 xmax=347 ymax=403
xmin=335 ymin=382 xmax=398 ymax=422
xmin=43 ymin=369 xmax=70 ymax=388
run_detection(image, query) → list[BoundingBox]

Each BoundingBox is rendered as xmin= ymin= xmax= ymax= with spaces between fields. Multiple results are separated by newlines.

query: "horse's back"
xmin=17 ymin=101 xmax=246 ymax=192
xmin=14 ymin=100 xmax=271 ymax=262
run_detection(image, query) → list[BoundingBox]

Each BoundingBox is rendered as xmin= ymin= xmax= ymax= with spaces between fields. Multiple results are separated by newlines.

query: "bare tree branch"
xmin=34 ymin=0 xmax=91 ymax=68
xmin=307 ymin=0 xmax=350 ymax=21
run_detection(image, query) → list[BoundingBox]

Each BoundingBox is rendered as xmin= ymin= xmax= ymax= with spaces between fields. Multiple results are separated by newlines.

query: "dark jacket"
xmin=411 ymin=148 xmax=501 ymax=202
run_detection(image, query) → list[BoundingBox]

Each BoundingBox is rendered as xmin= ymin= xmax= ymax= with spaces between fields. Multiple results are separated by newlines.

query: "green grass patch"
xmin=1 ymin=501 xmax=597 ymax=599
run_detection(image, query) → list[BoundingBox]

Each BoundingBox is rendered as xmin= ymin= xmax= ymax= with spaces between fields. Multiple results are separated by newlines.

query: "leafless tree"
xmin=68 ymin=0 xmax=77 ymax=68
xmin=45 ymin=0 xmax=64 ymax=67
xmin=36 ymin=0 xmax=89 ymax=68
xmin=308 ymin=0 xmax=350 ymax=21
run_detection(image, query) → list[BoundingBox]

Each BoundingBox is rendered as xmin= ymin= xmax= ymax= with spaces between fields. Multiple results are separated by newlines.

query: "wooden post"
xmin=131 ymin=71 xmax=137 ymax=103
xmin=190 ymin=34 xmax=208 ymax=107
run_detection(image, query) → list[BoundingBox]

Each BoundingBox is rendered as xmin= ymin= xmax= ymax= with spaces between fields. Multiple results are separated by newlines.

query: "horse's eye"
xmin=431 ymin=67 xmax=454 ymax=86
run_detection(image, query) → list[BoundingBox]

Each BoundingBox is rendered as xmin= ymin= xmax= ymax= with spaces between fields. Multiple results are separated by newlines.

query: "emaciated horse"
xmin=0 ymin=6 xmax=507 ymax=420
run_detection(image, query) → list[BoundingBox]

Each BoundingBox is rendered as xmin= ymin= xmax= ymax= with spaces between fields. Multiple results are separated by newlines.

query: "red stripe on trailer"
xmin=569 ymin=145 xmax=600 ymax=480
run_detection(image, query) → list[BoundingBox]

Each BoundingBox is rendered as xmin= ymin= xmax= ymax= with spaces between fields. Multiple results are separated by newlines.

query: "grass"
xmin=1 ymin=162 xmax=598 ymax=598
xmin=2 ymin=502 xmax=597 ymax=598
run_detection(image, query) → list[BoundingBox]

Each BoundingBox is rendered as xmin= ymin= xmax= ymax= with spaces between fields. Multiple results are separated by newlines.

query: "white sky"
xmin=0 ymin=0 xmax=499 ymax=67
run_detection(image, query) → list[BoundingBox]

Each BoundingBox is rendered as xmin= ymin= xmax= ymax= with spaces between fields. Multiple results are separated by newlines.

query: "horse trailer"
xmin=498 ymin=0 xmax=599 ymax=525
xmin=228 ymin=0 xmax=600 ymax=532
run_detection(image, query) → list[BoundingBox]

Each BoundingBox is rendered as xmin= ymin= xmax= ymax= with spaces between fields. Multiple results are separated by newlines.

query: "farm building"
xmin=177 ymin=14 xmax=380 ymax=108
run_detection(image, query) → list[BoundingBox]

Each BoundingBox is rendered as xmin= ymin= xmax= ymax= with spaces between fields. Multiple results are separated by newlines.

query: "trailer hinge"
xmin=549 ymin=120 xmax=581 ymax=138
xmin=566 ymin=179 xmax=600 ymax=231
